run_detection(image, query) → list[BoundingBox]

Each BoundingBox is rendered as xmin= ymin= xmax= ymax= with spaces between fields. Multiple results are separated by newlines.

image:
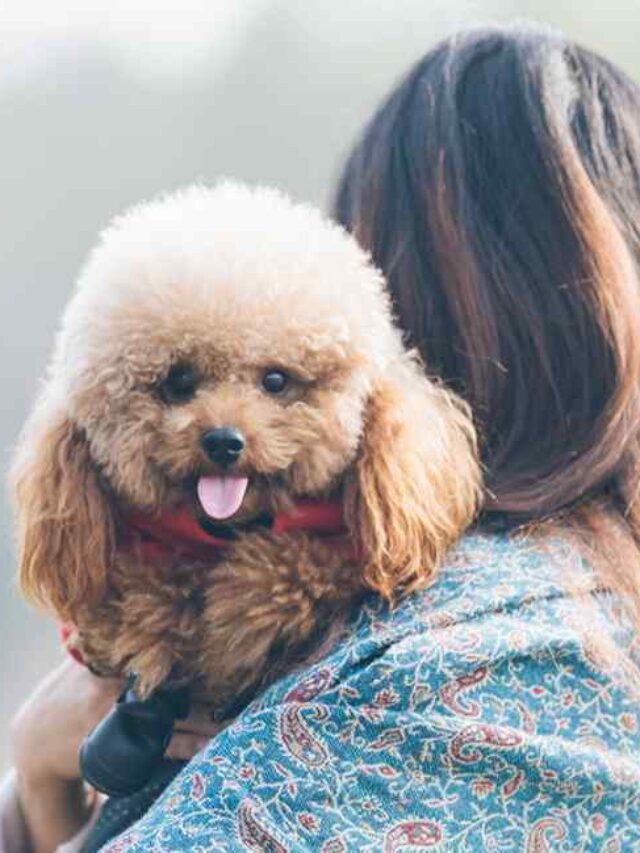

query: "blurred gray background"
xmin=1 ymin=0 xmax=639 ymax=770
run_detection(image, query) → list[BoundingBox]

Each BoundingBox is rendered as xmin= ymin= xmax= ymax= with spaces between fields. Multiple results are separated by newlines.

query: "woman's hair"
xmin=334 ymin=26 xmax=640 ymax=622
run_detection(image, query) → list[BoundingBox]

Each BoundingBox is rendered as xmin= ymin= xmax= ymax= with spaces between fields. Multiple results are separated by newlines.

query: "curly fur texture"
xmin=12 ymin=182 xmax=481 ymax=708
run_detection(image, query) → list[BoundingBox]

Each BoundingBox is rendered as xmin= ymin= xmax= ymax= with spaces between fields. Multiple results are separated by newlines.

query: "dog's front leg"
xmin=74 ymin=554 xmax=212 ymax=698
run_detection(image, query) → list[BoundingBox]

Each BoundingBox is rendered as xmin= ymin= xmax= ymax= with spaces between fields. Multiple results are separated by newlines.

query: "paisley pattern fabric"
xmin=101 ymin=534 xmax=640 ymax=851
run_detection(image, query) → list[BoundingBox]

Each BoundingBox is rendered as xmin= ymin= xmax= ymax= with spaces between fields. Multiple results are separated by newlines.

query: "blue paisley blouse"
xmin=102 ymin=533 xmax=640 ymax=851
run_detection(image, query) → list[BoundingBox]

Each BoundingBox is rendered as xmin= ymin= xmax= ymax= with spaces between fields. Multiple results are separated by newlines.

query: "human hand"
xmin=12 ymin=658 xmax=123 ymax=787
xmin=11 ymin=658 xmax=223 ymax=852
xmin=11 ymin=658 xmax=123 ymax=852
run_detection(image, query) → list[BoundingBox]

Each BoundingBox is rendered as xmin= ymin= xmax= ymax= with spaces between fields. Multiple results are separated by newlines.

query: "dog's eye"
xmin=261 ymin=369 xmax=289 ymax=395
xmin=158 ymin=364 xmax=198 ymax=404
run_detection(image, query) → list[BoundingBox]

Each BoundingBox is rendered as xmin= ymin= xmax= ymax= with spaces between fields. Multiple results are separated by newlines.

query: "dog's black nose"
xmin=200 ymin=428 xmax=245 ymax=467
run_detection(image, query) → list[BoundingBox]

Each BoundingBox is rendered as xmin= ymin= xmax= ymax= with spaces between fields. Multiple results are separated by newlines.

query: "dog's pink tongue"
xmin=197 ymin=475 xmax=249 ymax=520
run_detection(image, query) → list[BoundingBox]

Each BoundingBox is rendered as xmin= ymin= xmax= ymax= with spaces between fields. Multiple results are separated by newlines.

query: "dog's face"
xmin=70 ymin=285 xmax=374 ymax=527
xmin=13 ymin=183 xmax=480 ymax=619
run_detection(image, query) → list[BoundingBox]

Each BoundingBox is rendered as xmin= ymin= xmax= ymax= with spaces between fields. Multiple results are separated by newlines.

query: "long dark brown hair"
xmin=334 ymin=26 xmax=640 ymax=623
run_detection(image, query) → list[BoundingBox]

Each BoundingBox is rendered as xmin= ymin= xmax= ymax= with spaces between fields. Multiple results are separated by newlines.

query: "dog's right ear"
xmin=10 ymin=401 xmax=116 ymax=621
xmin=344 ymin=355 xmax=481 ymax=601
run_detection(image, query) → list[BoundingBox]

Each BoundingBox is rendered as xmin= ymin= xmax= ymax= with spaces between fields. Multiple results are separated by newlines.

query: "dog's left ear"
xmin=345 ymin=355 xmax=481 ymax=600
xmin=10 ymin=398 xmax=117 ymax=622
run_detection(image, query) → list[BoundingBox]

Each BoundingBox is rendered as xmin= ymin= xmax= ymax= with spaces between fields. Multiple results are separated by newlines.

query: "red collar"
xmin=121 ymin=499 xmax=347 ymax=561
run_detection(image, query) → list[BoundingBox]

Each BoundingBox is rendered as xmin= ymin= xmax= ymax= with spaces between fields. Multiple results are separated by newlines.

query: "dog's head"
xmin=12 ymin=183 xmax=480 ymax=620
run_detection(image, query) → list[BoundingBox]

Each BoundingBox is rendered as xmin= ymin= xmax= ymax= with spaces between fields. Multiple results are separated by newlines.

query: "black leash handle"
xmin=79 ymin=675 xmax=191 ymax=797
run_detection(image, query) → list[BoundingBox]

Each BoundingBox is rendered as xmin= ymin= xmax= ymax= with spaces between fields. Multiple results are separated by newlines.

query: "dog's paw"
xmin=75 ymin=555 xmax=211 ymax=697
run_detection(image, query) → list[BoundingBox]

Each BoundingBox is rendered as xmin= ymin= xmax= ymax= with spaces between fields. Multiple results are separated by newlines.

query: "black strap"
xmin=81 ymin=760 xmax=185 ymax=853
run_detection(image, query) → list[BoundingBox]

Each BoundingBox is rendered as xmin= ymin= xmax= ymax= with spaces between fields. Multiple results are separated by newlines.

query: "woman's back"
xmin=99 ymin=531 xmax=640 ymax=851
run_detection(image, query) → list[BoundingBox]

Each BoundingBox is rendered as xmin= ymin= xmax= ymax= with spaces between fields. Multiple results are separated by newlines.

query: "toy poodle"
xmin=12 ymin=182 xmax=480 ymax=718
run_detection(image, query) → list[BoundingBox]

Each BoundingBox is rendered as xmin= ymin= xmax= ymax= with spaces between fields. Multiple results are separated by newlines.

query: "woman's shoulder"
xmin=318 ymin=529 xmax=612 ymax=665
xmin=423 ymin=527 xmax=597 ymax=611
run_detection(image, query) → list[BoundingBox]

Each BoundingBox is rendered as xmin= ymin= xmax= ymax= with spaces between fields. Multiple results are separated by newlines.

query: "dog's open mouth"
xmin=196 ymin=474 xmax=249 ymax=521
